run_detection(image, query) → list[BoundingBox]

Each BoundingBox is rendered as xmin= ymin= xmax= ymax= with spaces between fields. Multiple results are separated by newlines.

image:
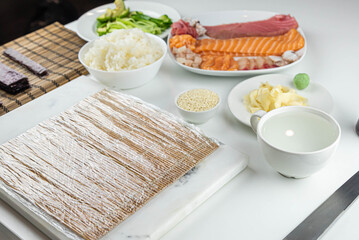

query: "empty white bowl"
xmin=78 ymin=33 xmax=167 ymax=89
xmin=175 ymin=89 xmax=221 ymax=124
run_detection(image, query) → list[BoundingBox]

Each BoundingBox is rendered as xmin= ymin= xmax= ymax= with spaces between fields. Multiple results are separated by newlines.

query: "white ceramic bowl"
xmin=78 ymin=33 xmax=167 ymax=89
xmin=175 ymin=89 xmax=221 ymax=124
xmin=250 ymin=106 xmax=341 ymax=178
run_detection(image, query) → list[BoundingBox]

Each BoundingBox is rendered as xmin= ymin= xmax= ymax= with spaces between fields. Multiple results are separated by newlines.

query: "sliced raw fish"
xmin=171 ymin=19 xmax=198 ymax=38
xmin=195 ymin=29 xmax=305 ymax=56
xmin=204 ymin=14 xmax=299 ymax=39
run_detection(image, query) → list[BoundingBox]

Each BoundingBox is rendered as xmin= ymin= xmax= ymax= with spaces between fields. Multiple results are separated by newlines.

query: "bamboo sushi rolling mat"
xmin=0 ymin=22 xmax=88 ymax=116
xmin=0 ymin=89 xmax=220 ymax=240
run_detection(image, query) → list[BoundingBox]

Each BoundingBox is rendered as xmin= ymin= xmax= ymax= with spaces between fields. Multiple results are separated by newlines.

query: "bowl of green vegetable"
xmin=77 ymin=0 xmax=180 ymax=41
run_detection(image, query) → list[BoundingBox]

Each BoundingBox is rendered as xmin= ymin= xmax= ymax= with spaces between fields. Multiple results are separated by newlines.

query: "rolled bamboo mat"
xmin=0 ymin=22 xmax=88 ymax=116
xmin=0 ymin=90 xmax=219 ymax=240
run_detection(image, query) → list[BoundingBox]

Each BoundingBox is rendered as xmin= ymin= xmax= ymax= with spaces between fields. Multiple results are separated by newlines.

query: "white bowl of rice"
xmin=175 ymin=88 xmax=221 ymax=124
xmin=79 ymin=29 xmax=166 ymax=89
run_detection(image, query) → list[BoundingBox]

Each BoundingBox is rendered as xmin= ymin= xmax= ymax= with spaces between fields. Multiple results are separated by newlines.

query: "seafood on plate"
xmin=204 ymin=14 xmax=298 ymax=39
xmin=169 ymin=14 xmax=305 ymax=71
xmin=195 ymin=29 xmax=304 ymax=57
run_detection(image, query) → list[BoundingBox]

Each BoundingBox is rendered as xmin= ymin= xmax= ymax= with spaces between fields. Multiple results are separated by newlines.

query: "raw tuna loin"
xmin=204 ymin=14 xmax=299 ymax=39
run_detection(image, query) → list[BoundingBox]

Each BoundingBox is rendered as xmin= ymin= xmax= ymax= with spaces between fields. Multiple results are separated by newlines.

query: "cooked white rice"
xmin=84 ymin=29 xmax=163 ymax=71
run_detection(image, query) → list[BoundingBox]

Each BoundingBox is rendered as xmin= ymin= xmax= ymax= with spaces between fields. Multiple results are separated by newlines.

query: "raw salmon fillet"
xmin=194 ymin=29 xmax=305 ymax=56
xmin=200 ymin=55 xmax=239 ymax=71
xmin=204 ymin=14 xmax=299 ymax=39
xmin=169 ymin=34 xmax=196 ymax=50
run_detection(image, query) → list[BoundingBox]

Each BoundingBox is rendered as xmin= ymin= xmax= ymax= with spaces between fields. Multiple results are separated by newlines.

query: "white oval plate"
xmin=168 ymin=10 xmax=306 ymax=77
xmin=77 ymin=1 xmax=181 ymax=41
xmin=227 ymin=74 xmax=334 ymax=126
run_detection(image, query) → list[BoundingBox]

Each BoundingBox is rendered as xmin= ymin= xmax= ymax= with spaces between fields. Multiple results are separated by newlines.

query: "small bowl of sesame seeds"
xmin=175 ymin=88 xmax=221 ymax=124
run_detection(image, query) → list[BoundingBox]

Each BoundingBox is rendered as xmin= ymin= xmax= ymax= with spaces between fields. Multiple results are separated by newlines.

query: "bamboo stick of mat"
xmin=0 ymin=22 xmax=88 ymax=116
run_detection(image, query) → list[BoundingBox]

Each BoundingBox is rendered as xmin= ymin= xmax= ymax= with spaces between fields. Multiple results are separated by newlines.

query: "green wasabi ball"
xmin=293 ymin=73 xmax=310 ymax=90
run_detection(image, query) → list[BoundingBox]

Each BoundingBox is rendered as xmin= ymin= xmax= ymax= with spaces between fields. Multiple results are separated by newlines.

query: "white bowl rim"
xmin=78 ymin=32 xmax=167 ymax=74
xmin=175 ymin=88 xmax=222 ymax=113
xmin=256 ymin=106 xmax=341 ymax=155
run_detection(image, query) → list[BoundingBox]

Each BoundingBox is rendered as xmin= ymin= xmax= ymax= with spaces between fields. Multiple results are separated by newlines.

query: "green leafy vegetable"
xmin=96 ymin=0 xmax=172 ymax=36
xmin=129 ymin=11 xmax=172 ymax=31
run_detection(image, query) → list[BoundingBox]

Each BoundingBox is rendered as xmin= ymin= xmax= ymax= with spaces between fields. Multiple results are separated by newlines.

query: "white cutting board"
xmin=0 ymin=76 xmax=248 ymax=240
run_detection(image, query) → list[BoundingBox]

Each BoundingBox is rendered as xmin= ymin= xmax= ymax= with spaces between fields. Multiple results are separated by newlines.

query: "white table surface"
xmin=1 ymin=0 xmax=359 ymax=239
